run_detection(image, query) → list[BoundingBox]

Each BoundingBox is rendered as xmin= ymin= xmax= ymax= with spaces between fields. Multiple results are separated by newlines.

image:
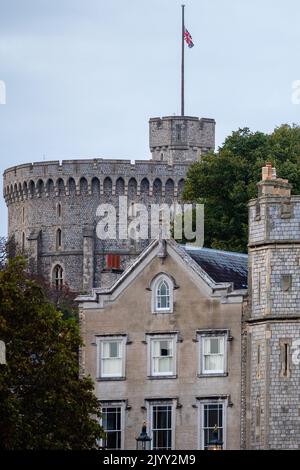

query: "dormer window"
xmin=151 ymin=274 xmax=174 ymax=314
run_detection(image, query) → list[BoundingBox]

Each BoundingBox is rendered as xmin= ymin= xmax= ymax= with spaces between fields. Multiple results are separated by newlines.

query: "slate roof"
xmin=183 ymin=246 xmax=248 ymax=290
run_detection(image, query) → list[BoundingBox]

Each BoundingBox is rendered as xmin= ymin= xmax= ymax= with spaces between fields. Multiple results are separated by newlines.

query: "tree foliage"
xmin=0 ymin=257 xmax=103 ymax=449
xmin=183 ymin=124 xmax=300 ymax=252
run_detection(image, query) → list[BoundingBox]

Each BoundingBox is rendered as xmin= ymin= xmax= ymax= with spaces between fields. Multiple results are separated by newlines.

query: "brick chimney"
xmin=258 ymin=162 xmax=292 ymax=197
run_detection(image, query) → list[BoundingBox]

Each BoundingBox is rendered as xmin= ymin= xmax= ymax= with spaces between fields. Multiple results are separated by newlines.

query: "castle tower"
xmin=245 ymin=163 xmax=300 ymax=449
xmin=149 ymin=115 xmax=215 ymax=163
xmin=3 ymin=114 xmax=216 ymax=293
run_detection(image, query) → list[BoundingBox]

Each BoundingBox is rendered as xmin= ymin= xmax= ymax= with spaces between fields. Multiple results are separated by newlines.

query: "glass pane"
xmin=106 ymin=431 xmax=121 ymax=449
xmin=153 ymin=357 xmax=159 ymax=374
xmin=160 ymin=282 xmax=167 ymax=296
xmin=157 ymin=281 xmax=170 ymax=310
xmin=158 ymin=296 xmax=168 ymax=309
xmin=109 ymin=342 xmax=120 ymax=358
xmin=154 ymin=430 xmax=171 ymax=449
xmin=219 ymin=407 xmax=223 ymax=427
xmin=205 ymin=354 xmax=223 ymax=371
xmin=210 ymin=338 xmax=220 ymax=354
xmin=207 ymin=407 xmax=219 ymax=428
xmin=158 ymin=357 xmax=172 ymax=373
xmin=103 ymin=357 xmax=122 ymax=375
xmin=152 ymin=341 xmax=160 ymax=356
xmin=102 ymin=342 xmax=110 ymax=358
xmin=160 ymin=341 xmax=171 ymax=356
xmin=202 ymin=403 xmax=224 ymax=449
xmin=102 ymin=406 xmax=122 ymax=449
xmin=203 ymin=338 xmax=211 ymax=354
xmin=152 ymin=406 xmax=172 ymax=450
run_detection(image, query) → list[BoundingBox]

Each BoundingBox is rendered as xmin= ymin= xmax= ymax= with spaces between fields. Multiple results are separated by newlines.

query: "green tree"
xmin=0 ymin=257 xmax=103 ymax=449
xmin=183 ymin=124 xmax=300 ymax=252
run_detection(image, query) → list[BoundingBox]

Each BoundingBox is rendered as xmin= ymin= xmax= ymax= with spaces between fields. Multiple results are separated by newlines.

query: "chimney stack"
xmin=258 ymin=163 xmax=291 ymax=197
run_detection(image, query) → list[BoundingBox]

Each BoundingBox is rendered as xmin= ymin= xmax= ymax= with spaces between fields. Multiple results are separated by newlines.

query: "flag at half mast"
xmin=184 ymin=27 xmax=194 ymax=48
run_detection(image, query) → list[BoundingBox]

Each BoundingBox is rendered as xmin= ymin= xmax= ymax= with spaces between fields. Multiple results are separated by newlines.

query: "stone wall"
xmin=3 ymin=159 xmax=189 ymax=292
xmin=149 ymin=116 xmax=215 ymax=163
xmin=245 ymin=166 xmax=300 ymax=449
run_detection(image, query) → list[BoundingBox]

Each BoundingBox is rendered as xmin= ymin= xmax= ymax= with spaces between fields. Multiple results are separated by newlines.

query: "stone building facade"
xmin=3 ymin=100 xmax=300 ymax=450
xmin=76 ymin=163 xmax=300 ymax=450
xmin=243 ymin=163 xmax=300 ymax=449
xmin=78 ymin=239 xmax=247 ymax=450
xmin=3 ymin=115 xmax=215 ymax=293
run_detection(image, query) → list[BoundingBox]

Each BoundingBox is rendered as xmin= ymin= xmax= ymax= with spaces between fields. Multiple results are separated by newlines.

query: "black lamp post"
xmin=136 ymin=422 xmax=151 ymax=450
xmin=208 ymin=424 xmax=223 ymax=451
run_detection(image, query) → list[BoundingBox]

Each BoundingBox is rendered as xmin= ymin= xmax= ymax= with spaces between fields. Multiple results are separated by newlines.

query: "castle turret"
xmin=3 ymin=114 xmax=216 ymax=293
xmin=245 ymin=163 xmax=300 ymax=449
xmin=149 ymin=115 xmax=215 ymax=164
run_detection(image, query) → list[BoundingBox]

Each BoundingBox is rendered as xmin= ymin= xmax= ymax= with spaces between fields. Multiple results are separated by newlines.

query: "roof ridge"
xmin=183 ymin=245 xmax=248 ymax=258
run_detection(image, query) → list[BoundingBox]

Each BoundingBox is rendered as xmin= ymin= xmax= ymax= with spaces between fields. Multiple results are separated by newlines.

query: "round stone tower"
xmin=3 ymin=114 xmax=215 ymax=293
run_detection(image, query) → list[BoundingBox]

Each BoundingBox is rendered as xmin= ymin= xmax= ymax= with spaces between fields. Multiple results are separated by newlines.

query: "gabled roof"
xmin=183 ymin=246 xmax=248 ymax=290
xmin=76 ymin=239 xmax=248 ymax=307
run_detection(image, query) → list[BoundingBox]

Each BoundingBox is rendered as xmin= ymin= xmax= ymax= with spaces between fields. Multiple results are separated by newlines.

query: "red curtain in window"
xmin=106 ymin=254 xmax=120 ymax=270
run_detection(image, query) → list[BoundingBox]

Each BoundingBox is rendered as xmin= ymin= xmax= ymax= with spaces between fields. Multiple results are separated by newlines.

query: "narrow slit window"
xmin=56 ymin=229 xmax=62 ymax=250
xmin=22 ymin=232 xmax=25 ymax=252
xmin=283 ymin=343 xmax=289 ymax=377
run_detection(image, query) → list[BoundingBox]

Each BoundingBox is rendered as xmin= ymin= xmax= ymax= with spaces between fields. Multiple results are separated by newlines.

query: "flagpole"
xmin=181 ymin=4 xmax=185 ymax=116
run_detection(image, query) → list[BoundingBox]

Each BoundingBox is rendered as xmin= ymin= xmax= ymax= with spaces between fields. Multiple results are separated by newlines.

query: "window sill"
xmin=152 ymin=311 xmax=174 ymax=315
xmin=96 ymin=377 xmax=126 ymax=382
xmin=147 ymin=375 xmax=177 ymax=380
xmin=198 ymin=373 xmax=228 ymax=378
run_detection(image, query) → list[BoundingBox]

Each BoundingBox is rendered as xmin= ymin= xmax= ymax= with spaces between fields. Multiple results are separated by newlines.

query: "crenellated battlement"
xmin=149 ymin=115 xmax=215 ymax=163
xmin=3 ymin=158 xmax=188 ymax=205
xmin=3 ymin=113 xmax=213 ymax=293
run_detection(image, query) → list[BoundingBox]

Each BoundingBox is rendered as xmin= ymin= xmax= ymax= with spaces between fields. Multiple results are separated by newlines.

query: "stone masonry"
xmin=150 ymin=115 xmax=215 ymax=164
xmin=3 ymin=115 xmax=215 ymax=293
xmin=244 ymin=163 xmax=300 ymax=449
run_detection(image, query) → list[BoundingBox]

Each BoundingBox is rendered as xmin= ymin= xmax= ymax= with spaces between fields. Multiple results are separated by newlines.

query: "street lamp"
xmin=208 ymin=424 xmax=223 ymax=451
xmin=136 ymin=422 xmax=151 ymax=450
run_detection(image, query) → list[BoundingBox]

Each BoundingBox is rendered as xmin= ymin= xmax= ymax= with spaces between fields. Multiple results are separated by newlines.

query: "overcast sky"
xmin=1 ymin=0 xmax=300 ymax=237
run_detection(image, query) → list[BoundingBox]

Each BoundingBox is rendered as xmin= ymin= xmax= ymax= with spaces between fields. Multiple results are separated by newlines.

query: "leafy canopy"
xmin=183 ymin=124 xmax=300 ymax=252
xmin=0 ymin=257 xmax=103 ymax=450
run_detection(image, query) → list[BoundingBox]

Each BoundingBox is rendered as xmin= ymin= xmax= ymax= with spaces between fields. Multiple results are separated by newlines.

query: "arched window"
xmin=151 ymin=274 xmax=174 ymax=313
xmin=156 ymin=280 xmax=170 ymax=310
xmin=56 ymin=228 xmax=62 ymax=250
xmin=53 ymin=265 xmax=64 ymax=290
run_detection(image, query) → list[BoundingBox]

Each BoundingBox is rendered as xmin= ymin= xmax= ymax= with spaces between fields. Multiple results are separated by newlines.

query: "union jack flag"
xmin=184 ymin=28 xmax=194 ymax=48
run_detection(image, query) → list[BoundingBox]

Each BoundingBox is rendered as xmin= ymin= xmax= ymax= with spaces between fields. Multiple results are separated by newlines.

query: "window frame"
xmin=147 ymin=399 xmax=176 ymax=450
xmin=96 ymin=336 xmax=127 ymax=380
xmin=147 ymin=334 xmax=177 ymax=378
xmin=151 ymin=274 xmax=174 ymax=314
xmin=100 ymin=401 xmax=125 ymax=450
xmin=53 ymin=264 xmax=64 ymax=290
xmin=198 ymin=398 xmax=227 ymax=450
xmin=198 ymin=330 xmax=228 ymax=376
